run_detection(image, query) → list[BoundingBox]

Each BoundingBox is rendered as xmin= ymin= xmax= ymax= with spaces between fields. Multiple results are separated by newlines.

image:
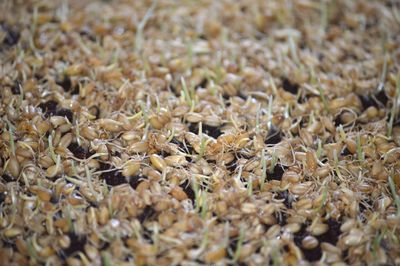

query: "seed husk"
xmin=301 ymin=236 xmax=318 ymax=250
xmin=4 ymin=227 xmax=23 ymax=238
xmin=170 ymin=186 xmax=188 ymax=201
xmin=150 ymin=154 xmax=167 ymax=171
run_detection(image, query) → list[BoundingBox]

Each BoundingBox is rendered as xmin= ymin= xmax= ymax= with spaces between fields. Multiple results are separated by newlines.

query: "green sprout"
xmin=180 ymin=77 xmax=192 ymax=107
xmin=187 ymin=41 xmax=193 ymax=72
xmin=315 ymin=181 xmax=328 ymax=212
xmin=269 ymin=150 xmax=277 ymax=174
xmin=135 ymin=1 xmax=157 ymax=54
xmin=201 ymin=192 xmax=207 ymax=220
xmin=356 ymin=134 xmax=364 ymax=162
xmin=377 ymin=53 xmax=388 ymax=93
xmin=318 ymin=85 xmax=329 ymax=113
xmin=233 ymin=226 xmax=245 ymax=262
xmin=101 ymin=251 xmax=112 ymax=266
xmin=388 ymin=175 xmax=400 ymax=216
xmin=247 ymin=175 xmax=253 ymax=197
xmin=316 ymin=138 xmax=323 ymax=159
xmin=6 ymin=120 xmax=15 ymax=156
xmin=338 ymin=125 xmax=346 ymax=141
xmin=85 ymin=165 xmax=99 ymax=202
xmin=255 ymin=103 xmax=261 ymax=134
xmin=192 ymin=176 xmax=201 ymax=212
xmin=48 ymin=133 xmax=57 ymax=163
xmin=371 ymin=227 xmax=386 ymax=261
xmin=288 ymin=35 xmax=300 ymax=65
xmin=388 ymin=75 xmax=400 ymax=138
xmin=267 ymin=96 xmax=273 ymax=130
xmin=269 ymin=76 xmax=278 ymax=95
xmin=260 ymin=149 xmax=267 ymax=191
xmin=320 ymin=0 xmax=328 ymax=37
xmin=197 ymin=122 xmax=206 ymax=160
xmin=27 ymin=238 xmax=40 ymax=263
xmin=139 ymin=101 xmax=148 ymax=123
xmin=333 ymin=149 xmax=343 ymax=180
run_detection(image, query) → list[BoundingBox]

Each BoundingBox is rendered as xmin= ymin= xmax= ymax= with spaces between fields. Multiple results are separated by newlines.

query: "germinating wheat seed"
xmin=1 ymin=0 xmax=400 ymax=265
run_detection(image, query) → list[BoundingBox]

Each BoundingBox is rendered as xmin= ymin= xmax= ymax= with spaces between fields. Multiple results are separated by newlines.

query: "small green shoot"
xmin=356 ymin=134 xmax=364 ymax=161
xmin=269 ymin=76 xmax=277 ymax=95
xmin=320 ymin=0 xmax=328 ymax=38
xmin=255 ymin=103 xmax=261 ymax=134
xmin=315 ymin=181 xmax=328 ymax=212
xmin=247 ymin=175 xmax=253 ymax=197
xmin=333 ymin=149 xmax=343 ymax=180
xmin=267 ymin=96 xmax=273 ymax=130
xmin=388 ymin=74 xmax=399 ymax=138
xmin=192 ymin=176 xmax=201 ymax=212
xmin=233 ymin=226 xmax=245 ymax=262
xmin=318 ymin=85 xmax=329 ymax=113
xmin=269 ymin=150 xmax=277 ymax=174
xmin=135 ymin=1 xmax=157 ymax=54
xmin=288 ymin=35 xmax=300 ymax=65
xmin=338 ymin=125 xmax=346 ymax=141
xmin=139 ymin=101 xmax=148 ymax=124
xmin=260 ymin=149 xmax=267 ymax=190
xmin=101 ymin=251 xmax=112 ymax=266
xmin=388 ymin=175 xmax=400 ymax=216
xmin=316 ymin=138 xmax=322 ymax=159
xmin=180 ymin=77 xmax=192 ymax=107
xmin=371 ymin=228 xmax=386 ymax=260
xmin=201 ymin=192 xmax=207 ymax=220
xmin=48 ymin=133 xmax=57 ymax=163
xmin=197 ymin=122 xmax=206 ymax=160
xmin=377 ymin=53 xmax=388 ymax=93
xmin=6 ymin=120 xmax=15 ymax=156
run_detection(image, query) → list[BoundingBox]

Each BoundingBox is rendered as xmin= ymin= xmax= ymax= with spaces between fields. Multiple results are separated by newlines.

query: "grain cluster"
xmin=1 ymin=0 xmax=400 ymax=265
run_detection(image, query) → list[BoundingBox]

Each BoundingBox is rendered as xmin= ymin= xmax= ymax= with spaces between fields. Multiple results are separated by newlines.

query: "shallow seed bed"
xmin=1 ymin=0 xmax=400 ymax=265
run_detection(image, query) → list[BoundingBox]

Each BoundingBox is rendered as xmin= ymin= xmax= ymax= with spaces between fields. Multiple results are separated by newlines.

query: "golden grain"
xmin=170 ymin=186 xmax=188 ymax=201
xmin=150 ymin=154 xmax=167 ymax=171
xmin=301 ymin=236 xmax=318 ymax=249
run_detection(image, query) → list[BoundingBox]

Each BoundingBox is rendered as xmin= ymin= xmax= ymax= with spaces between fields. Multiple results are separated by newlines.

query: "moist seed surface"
xmin=1 ymin=0 xmax=400 ymax=265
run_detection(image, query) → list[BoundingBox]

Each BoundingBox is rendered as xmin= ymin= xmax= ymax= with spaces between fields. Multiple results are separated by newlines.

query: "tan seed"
xmin=84 ymin=244 xmax=99 ymax=261
xmin=309 ymin=223 xmax=328 ymax=236
xmin=15 ymin=238 xmax=28 ymax=255
xmin=7 ymin=155 xmax=20 ymax=178
xmin=284 ymin=223 xmax=301 ymax=234
xmin=343 ymin=229 xmax=363 ymax=246
xmin=340 ymin=219 xmax=356 ymax=232
xmin=266 ymin=224 xmax=281 ymax=238
xmin=99 ymin=119 xmax=123 ymax=132
xmin=122 ymin=162 xmax=140 ymax=177
xmin=46 ymin=163 xmax=63 ymax=178
xmin=302 ymin=236 xmax=319 ymax=249
xmin=98 ymin=206 xmax=109 ymax=225
xmin=165 ymin=155 xmax=188 ymax=167
xmin=50 ymin=116 xmax=67 ymax=127
xmin=35 ymin=187 xmax=53 ymax=202
xmin=204 ymin=247 xmax=226 ymax=263
xmin=81 ymin=126 xmax=98 ymax=140
xmin=170 ymin=186 xmax=188 ymax=201
xmin=59 ymin=133 xmax=73 ymax=148
xmin=345 ymin=139 xmax=357 ymax=154
xmin=149 ymin=115 xmax=164 ymax=130
xmin=150 ymin=154 xmax=167 ymax=171
xmin=128 ymin=141 xmax=148 ymax=153
xmin=306 ymin=150 xmax=317 ymax=171
xmin=38 ymin=246 xmax=55 ymax=257
xmin=185 ymin=112 xmax=203 ymax=123
xmin=4 ymin=227 xmax=23 ymax=238
xmin=59 ymin=235 xmax=71 ymax=249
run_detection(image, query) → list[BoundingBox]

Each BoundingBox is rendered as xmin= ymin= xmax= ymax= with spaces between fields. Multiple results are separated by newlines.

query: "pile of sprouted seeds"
xmin=1 ymin=0 xmax=400 ymax=265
